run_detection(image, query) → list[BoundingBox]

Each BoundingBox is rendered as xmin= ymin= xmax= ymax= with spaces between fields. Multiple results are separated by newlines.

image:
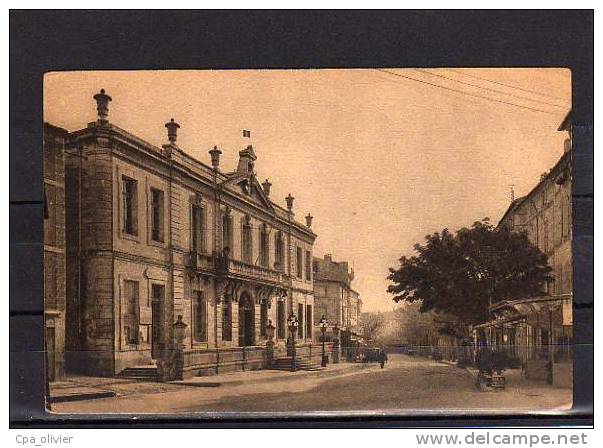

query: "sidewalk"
xmin=49 ymin=381 xmax=117 ymax=404
xmin=49 ymin=361 xmax=377 ymax=403
xmin=439 ymin=359 xmax=571 ymax=395
xmin=173 ymin=361 xmax=375 ymax=387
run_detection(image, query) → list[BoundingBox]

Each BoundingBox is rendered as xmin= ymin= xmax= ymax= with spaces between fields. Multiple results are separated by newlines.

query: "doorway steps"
xmin=270 ymin=357 xmax=324 ymax=372
xmin=116 ymin=364 xmax=158 ymax=381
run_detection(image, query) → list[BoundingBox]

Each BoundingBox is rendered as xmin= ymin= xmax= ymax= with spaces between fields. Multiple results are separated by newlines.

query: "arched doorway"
xmin=238 ymin=292 xmax=255 ymax=347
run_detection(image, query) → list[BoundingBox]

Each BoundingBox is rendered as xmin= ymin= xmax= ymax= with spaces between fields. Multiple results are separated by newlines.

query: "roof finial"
xmin=93 ymin=88 xmax=112 ymax=125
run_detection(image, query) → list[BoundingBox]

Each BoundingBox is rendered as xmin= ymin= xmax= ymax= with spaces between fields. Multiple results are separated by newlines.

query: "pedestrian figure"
xmin=379 ymin=349 xmax=388 ymax=369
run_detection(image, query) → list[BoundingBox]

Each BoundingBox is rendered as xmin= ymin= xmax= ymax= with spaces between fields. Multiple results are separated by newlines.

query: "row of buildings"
xmin=44 ymin=89 xmax=362 ymax=380
xmin=472 ymin=112 xmax=573 ymax=388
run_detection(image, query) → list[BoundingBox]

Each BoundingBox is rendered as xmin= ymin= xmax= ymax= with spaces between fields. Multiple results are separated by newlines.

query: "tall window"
xmin=222 ymin=298 xmax=232 ymax=341
xmin=274 ymin=231 xmax=284 ymax=270
xmin=260 ymin=300 xmax=268 ymax=337
xmin=306 ymin=304 xmax=313 ymax=339
xmin=44 ymin=184 xmax=56 ymax=246
xmin=242 ymin=216 xmax=253 ymax=263
xmin=222 ymin=211 xmax=233 ymax=252
xmin=122 ymin=176 xmax=138 ymax=235
xmin=305 ymin=250 xmax=312 ymax=281
xmin=298 ymin=303 xmax=305 ymax=340
xmin=193 ymin=291 xmax=207 ymax=342
xmin=123 ymin=280 xmax=140 ymax=345
xmin=296 ymin=246 xmax=303 ymax=278
xmin=150 ymin=188 xmax=164 ymax=242
xmin=277 ymin=300 xmax=286 ymax=339
xmin=260 ymin=225 xmax=269 ymax=268
xmin=192 ymin=203 xmax=205 ymax=253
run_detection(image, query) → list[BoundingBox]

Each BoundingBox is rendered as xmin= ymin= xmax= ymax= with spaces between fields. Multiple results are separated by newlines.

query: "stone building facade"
xmin=475 ymin=112 xmax=573 ymax=387
xmin=312 ymin=254 xmax=362 ymax=341
xmin=44 ymin=123 xmax=68 ymax=381
xmin=60 ymin=89 xmax=317 ymax=377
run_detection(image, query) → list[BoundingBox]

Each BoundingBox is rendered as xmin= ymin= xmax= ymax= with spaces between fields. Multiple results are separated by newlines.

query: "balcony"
xmin=186 ymin=251 xmax=214 ymax=271
xmin=216 ymin=256 xmax=285 ymax=286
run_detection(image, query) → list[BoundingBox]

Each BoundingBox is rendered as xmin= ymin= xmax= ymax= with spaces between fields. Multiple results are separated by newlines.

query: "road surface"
xmin=53 ymin=354 xmax=572 ymax=415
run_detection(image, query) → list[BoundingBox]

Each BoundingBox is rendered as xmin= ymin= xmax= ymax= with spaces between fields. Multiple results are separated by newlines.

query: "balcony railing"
xmin=215 ymin=255 xmax=284 ymax=285
xmin=186 ymin=252 xmax=288 ymax=286
xmin=186 ymin=251 xmax=214 ymax=271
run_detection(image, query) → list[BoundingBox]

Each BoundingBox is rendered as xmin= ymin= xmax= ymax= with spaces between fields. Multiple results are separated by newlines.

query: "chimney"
xmin=165 ymin=118 xmax=180 ymax=144
xmin=285 ymin=193 xmax=294 ymax=212
xmin=93 ymin=88 xmax=112 ymax=125
xmin=209 ymin=145 xmax=222 ymax=170
xmin=237 ymin=144 xmax=257 ymax=175
xmin=262 ymin=178 xmax=272 ymax=196
xmin=305 ymin=213 xmax=313 ymax=228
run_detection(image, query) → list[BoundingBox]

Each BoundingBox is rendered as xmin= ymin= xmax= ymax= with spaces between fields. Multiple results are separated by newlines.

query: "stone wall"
xmin=43 ymin=123 xmax=68 ymax=381
xmin=182 ymin=342 xmax=335 ymax=378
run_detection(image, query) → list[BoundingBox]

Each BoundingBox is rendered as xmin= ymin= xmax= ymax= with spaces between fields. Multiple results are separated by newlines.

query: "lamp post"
xmin=319 ymin=315 xmax=328 ymax=367
xmin=266 ymin=319 xmax=276 ymax=367
xmin=287 ymin=313 xmax=299 ymax=372
xmin=172 ymin=315 xmax=188 ymax=381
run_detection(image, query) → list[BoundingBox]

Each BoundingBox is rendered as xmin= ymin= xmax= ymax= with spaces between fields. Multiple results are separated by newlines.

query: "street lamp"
xmin=265 ymin=319 xmax=276 ymax=367
xmin=287 ymin=313 xmax=299 ymax=371
xmin=319 ymin=315 xmax=329 ymax=367
xmin=172 ymin=315 xmax=188 ymax=381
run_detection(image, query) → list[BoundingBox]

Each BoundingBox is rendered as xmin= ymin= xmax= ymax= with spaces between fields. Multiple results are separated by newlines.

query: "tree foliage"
xmin=358 ymin=312 xmax=386 ymax=343
xmin=387 ymin=219 xmax=552 ymax=324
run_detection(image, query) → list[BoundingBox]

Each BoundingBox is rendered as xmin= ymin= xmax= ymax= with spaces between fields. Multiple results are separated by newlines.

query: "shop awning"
xmin=490 ymin=294 xmax=572 ymax=316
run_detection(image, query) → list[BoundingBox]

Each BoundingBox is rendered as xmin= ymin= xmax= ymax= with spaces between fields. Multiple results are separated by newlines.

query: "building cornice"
xmin=67 ymin=122 xmax=317 ymax=242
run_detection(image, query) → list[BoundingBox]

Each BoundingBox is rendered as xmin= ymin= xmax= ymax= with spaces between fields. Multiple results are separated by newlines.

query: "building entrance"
xmin=238 ymin=293 xmax=255 ymax=347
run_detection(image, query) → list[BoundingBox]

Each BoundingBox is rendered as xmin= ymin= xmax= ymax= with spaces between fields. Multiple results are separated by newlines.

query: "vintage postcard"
xmin=43 ymin=68 xmax=573 ymax=415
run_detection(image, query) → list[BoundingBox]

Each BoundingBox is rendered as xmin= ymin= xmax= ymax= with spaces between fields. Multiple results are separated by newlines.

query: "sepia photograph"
xmin=42 ymin=68 xmax=573 ymax=416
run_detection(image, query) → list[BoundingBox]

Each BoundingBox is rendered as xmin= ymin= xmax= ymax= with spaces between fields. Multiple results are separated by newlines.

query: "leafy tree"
xmin=358 ymin=312 xmax=385 ymax=343
xmin=387 ymin=219 xmax=552 ymax=324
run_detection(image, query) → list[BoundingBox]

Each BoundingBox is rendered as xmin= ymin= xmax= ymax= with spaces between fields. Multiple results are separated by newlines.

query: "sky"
xmin=44 ymin=68 xmax=571 ymax=312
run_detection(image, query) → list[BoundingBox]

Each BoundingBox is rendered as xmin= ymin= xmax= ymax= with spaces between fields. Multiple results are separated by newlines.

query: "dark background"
xmin=9 ymin=10 xmax=593 ymax=427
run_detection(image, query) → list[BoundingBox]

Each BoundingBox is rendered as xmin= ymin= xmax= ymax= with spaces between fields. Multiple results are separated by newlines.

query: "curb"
xmin=49 ymin=390 xmax=117 ymax=403
xmin=172 ymin=363 xmax=375 ymax=388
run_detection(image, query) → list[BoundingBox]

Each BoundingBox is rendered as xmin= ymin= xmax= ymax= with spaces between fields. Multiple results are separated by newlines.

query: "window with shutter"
xmin=192 ymin=203 xmax=205 ymax=253
xmin=150 ymin=188 xmax=164 ymax=242
xmin=260 ymin=225 xmax=269 ymax=267
xmin=306 ymin=304 xmax=313 ymax=339
xmin=193 ymin=291 xmax=207 ymax=342
xmin=242 ymin=216 xmax=253 ymax=263
xmin=298 ymin=303 xmax=305 ymax=340
xmin=296 ymin=246 xmax=303 ymax=278
xmin=275 ymin=231 xmax=284 ymax=271
xmin=122 ymin=176 xmax=138 ymax=236
xmin=123 ymin=280 xmax=140 ymax=345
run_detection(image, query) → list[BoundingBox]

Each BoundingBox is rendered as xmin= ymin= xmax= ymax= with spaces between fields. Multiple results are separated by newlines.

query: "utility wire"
xmin=375 ymin=69 xmax=560 ymax=116
xmin=414 ymin=68 xmax=567 ymax=110
xmin=447 ymin=68 xmax=568 ymax=102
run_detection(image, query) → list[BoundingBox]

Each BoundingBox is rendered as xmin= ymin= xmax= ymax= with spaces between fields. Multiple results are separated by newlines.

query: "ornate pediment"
xmin=222 ymin=173 xmax=276 ymax=215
